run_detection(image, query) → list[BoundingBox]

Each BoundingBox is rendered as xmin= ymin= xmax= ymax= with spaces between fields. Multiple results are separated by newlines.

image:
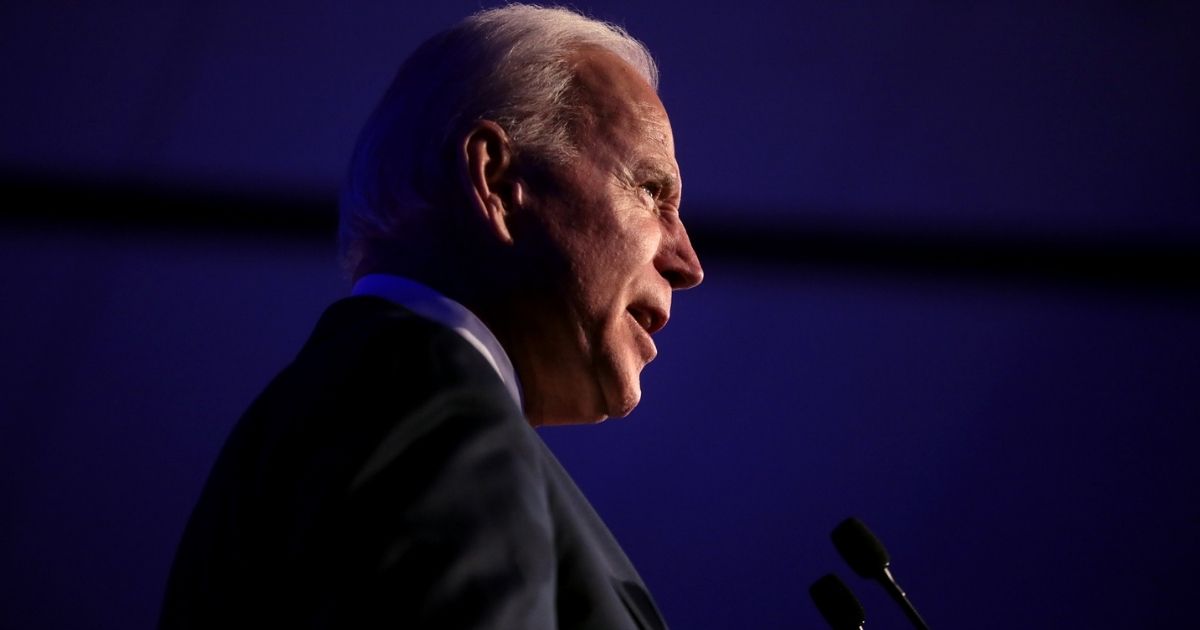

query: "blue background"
xmin=1 ymin=2 xmax=1197 ymax=628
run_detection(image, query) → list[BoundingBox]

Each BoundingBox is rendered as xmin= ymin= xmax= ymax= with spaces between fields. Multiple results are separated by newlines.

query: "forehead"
xmin=569 ymin=48 xmax=676 ymax=159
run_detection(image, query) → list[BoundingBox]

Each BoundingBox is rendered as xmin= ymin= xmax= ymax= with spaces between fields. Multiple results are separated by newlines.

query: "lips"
xmin=626 ymin=303 xmax=668 ymax=335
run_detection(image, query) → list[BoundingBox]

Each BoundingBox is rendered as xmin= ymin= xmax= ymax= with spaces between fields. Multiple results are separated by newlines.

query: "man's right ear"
xmin=457 ymin=120 xmax=524 ymax=245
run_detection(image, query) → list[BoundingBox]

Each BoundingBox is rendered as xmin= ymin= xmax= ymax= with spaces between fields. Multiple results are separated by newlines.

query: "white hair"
xmin=337 ymin=4 xmax=659 ymax=277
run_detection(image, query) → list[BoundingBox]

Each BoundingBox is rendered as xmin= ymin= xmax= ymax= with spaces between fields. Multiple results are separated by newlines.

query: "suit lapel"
xmin=613 ymin=578 xmax=667 ymax=630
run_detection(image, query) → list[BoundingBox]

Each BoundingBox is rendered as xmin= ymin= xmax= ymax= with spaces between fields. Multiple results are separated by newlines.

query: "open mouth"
xmin=626 ymin=304 xmax=667 ymax=335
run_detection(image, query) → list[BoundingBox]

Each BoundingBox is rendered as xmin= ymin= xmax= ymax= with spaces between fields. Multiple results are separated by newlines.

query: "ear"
xmin=457 ymin=120 xmax=524 ymax=245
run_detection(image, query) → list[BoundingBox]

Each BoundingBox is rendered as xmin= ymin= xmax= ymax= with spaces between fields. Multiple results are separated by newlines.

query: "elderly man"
xmin=161 ymin=5 xmax=702 ymax=629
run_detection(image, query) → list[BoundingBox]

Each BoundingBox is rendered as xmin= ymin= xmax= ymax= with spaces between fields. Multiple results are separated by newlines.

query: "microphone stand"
xmin=879 ymin=566 xmax=929 ymax=630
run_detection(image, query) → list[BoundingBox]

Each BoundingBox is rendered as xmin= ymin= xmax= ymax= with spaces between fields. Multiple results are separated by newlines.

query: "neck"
xmin=358 ymin=239 xmax=520 ymax=336
xmin=356 ymin=238 xmax=556 ymax=424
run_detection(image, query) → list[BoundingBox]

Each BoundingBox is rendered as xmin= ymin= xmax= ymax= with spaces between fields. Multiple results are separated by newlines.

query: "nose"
xmin=655 ymin=217 xmax=704 ymax=290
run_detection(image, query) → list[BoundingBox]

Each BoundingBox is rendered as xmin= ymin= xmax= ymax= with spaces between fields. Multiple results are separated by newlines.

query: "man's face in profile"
xmin=508 ymin=48 xmax=703 ymax=426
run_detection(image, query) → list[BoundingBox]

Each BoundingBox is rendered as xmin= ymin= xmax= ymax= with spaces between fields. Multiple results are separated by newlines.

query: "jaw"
xmin=593 ymin=315 xmax=650 ymax=419
xmin=523 ymin=360 xmax=640 ymax=427
xmin=517 ymin=313 xmax=648 ymax=426
xmin=514 ymin=332 xmax=610 ymax=427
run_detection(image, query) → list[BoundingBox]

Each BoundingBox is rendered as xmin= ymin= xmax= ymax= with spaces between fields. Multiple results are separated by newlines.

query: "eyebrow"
xmin=632 ymin=163 xmax=680 ymax=194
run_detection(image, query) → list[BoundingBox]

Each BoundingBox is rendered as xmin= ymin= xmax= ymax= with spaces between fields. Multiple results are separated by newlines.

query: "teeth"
xmin=631 ymin=309 xmax=651 ymax=332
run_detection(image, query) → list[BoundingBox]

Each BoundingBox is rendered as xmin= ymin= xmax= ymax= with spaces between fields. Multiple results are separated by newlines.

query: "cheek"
xmin=587 ymin=230 xmax=657 ymax=298
xmin=606 ymin=215 xmax=662 ymax=266
xmin=561 ymin=212 xmax=663 ymax=314
xmin=621 ymin=223 xmax=665 ymax=278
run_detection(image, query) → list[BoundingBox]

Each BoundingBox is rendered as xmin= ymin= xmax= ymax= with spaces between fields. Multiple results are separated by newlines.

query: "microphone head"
xmin=832 ymin=517 xmax=891 ymax=579
xmin=809 ymin=573 xmax=866 ymax=630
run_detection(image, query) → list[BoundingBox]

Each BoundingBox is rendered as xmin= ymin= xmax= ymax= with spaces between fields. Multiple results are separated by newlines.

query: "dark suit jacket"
xmin=161 ymin=296 xmax=666 ymax=629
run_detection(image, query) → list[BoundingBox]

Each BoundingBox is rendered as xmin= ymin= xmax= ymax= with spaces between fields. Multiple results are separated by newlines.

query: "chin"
xmin=599 ymin=368 xmax=643 ymax=419
xmin=605 ymin=388 xmax=641 ymax=419
xmin=529 ymin=377 xmax=641 ymax=426
xmin=532 ymin=408 xmax=611 ymax=427
xmin=525 ymin=387 xmax=615 ymax=426
xmin=526 ymin=332 xmax=648 ymax=425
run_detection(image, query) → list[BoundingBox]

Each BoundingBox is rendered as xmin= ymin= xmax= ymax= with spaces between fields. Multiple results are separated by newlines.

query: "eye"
xmin=638 ymin=182 xmax=662 ymax=200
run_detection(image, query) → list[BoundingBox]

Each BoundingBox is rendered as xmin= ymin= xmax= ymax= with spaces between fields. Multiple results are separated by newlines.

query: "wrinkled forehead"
xmin=569 ymin=47 xmax=676 ymax=153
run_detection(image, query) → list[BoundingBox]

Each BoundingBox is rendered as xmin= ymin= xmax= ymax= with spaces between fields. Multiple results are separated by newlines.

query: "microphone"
xmin=832 ymin=517 xmax=930 ymax=630
xmin=809 ymin=573 xmax=865 ymax=630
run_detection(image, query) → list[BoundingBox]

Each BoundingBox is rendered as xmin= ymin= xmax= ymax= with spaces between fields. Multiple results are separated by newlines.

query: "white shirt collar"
xmin=351 ymin=273 xmax=523 ymax=410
